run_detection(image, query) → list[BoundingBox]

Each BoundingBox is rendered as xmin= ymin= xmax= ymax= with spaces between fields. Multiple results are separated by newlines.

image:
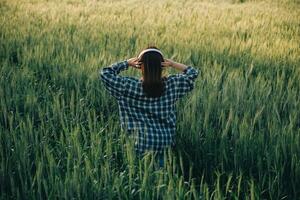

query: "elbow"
xmin=194 ymin=69 xmax=199 ymax=79
xmin=99 ymin=69 xmax=104 ymax=80
xmin=190 ymin=68 xmax=199 ymax=80
xmin=185 ymin=67 xmax=199 ymax=79
xmin=99 ymin=68 xmax=109 ymax=80
xmin=99 ymin=69 xmax=109 ymax=85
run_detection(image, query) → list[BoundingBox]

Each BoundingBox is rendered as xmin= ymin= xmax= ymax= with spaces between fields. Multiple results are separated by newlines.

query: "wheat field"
xmin=0 ymin=0 xmax=299 ymax=199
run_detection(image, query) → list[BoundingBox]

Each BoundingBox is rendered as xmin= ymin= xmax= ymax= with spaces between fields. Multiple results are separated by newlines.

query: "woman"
xmin=100 ymin=46 xmax=199 ymax=167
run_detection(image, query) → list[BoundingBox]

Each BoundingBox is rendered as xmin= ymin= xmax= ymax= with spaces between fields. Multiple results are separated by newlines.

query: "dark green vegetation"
xmin=0 ymin=0 xmax=299 ymax=199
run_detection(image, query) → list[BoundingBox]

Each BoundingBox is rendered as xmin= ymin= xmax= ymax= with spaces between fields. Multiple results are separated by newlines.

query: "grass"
xmin=0 ymin=0 xmax=299 ymax=199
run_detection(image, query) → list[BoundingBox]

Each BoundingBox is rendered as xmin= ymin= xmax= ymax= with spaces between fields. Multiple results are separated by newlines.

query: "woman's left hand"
xmin=127 ymin=57 xmax=142 ymax=69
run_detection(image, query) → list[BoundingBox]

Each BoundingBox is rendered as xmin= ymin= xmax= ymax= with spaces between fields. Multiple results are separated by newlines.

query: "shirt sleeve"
xmin=99 ymin=60 xmax=129 ymax=99
xmin=175 ymin=66 xmax=199 ymax=99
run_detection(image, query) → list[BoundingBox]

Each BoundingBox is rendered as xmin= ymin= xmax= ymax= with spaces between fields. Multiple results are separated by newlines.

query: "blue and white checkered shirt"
xmin=100 ymin=60 xmax=199 ymax=154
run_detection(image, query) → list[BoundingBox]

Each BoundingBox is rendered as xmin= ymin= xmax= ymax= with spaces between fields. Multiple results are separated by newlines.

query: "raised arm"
xmin=162 ymin=59 xmax=199 ymax=99
xmin=100 ymin=60 xmax=129 ymax=99
xmin=100 ymin=58 xmax=141 ymax=99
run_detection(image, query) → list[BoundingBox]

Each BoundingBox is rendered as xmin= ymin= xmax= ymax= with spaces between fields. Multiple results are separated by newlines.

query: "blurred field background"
xmin=0 ymin=0 xmax=299 ymax=199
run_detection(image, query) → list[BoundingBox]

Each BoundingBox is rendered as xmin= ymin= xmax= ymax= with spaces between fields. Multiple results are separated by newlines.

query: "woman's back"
xmin=100 ymin=59 xmax=199 ymax=154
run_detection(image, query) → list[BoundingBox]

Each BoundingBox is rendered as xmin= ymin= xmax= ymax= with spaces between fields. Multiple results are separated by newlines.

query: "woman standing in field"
xmin=100 ymin=46 xmax=199 ymax=167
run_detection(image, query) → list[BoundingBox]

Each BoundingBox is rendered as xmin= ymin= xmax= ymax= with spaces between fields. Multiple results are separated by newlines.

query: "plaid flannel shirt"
xmin=100 ymin=60 xmax=199 ymax=154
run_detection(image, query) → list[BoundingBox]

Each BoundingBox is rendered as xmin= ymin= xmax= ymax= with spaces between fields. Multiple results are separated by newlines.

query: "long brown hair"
xmin=139 ymin=46 xmax=165 ymax=98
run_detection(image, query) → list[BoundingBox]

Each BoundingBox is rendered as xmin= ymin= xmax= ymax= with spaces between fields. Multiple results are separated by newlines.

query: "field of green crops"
xmin=1 ymin=0 xmax=299 ymax=199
